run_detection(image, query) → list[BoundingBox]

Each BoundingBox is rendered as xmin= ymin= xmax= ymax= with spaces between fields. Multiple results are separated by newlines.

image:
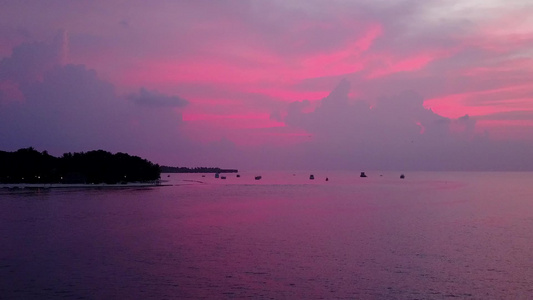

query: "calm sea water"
xmin=1 ymin=171 xmax=533 ymax=299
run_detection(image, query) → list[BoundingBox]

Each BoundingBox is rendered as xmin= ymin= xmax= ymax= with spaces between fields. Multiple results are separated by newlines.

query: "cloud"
xmin=278 ymin=79 xmax=533 ymax=170
xmin=284 ymin=80 xmax=448 ymax=142
xmin=0 ymin=34 xmax=259 ymax=169
xmin=0 ymin=63 xmax=125 ymax=151
xmin=0 ymin=36 xmax=193 ymax=164
xmin=0 ymin=30 xmax=66 ymax=84
xmin=128 ymin=87 xmax=188 ymax=108
xmin=2 ymin=1 xmax=533 ymax=170
xmin=478 ymin=110 xmax=533 ymax=121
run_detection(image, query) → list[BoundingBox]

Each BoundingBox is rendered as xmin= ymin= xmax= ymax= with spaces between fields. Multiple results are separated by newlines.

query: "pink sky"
xmin=1 ymin=1 xmax=533 ymax=170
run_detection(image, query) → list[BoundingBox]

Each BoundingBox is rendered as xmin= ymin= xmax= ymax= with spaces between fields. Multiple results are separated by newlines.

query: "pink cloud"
xmin=299 ymin=24 xmax=382 ymax=77
xmin=367 ymin=50 xmax=452 ymax=79
xmin=2 ymin=1 xmax=533 ymax=169
xmin=116 ymin=24 xmax=383 ymax=90
xmin=425 ymin=84 xmax=533 ymax=119
xmin=467 ymin=8 xmax=533 ymax=53
xmin=460 ymin=57 xmax=533 ymax=76
xmin=182 ymin=112 xmax=277 ymax=126
xmin=243 ymin=88 xmax=329 ymax=103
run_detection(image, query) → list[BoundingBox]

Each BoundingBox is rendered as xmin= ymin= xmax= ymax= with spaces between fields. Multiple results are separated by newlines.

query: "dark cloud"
xmin=284 ymin=80 xmax=445 ymax=142
xmin=0 ymin=36 xmax=192 ymax=163
xmin=128 ymin=87 xmax=189 ymax=108
xmin=478 ymin=110 xmax=533 ymax=121
xmin=0 ymin=36 xmax=252 ymax=168
xmin=0 ymin=38 xmax=62 ymax=84
xmin=279 ymin=79 xmax=533 ymax=170
xmin=1 ymin=63 xmax=126 ymax=151
xmin=0 ymin=62 xmax=205 ymax=165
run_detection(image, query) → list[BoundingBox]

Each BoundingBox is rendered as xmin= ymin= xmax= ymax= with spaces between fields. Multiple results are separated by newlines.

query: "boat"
xmin=215 ymin=173 xmax=220 ymax=178
xmin=400 ymin=174 xmax=405 ymax=179
xmin=360 ymin=172 xmax=367 ymax=178
xmin=325 ymin=177 xmax=329 ymax=181
xmin=309 ymin=174 xmax=315 ymax=180
xmin=255 ymin=176 xmax=262 ymax=180
xmin=221 ymin=176 xmax=226 ymax=179
xmin=236 ymin=174 xmax=240 ymax=178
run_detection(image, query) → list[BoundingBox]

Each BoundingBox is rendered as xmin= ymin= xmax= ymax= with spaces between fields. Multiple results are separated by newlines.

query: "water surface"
xmin=1 ymin=171 xmax=532 ymax=299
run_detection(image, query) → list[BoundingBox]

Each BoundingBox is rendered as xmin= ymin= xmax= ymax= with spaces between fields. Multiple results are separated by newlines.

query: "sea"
xmin=1 ymin=171 xmax=532 ymax=299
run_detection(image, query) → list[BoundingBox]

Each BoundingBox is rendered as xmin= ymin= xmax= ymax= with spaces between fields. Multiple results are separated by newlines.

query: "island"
xmin=0 ymin=147 xmax=160 ymax=185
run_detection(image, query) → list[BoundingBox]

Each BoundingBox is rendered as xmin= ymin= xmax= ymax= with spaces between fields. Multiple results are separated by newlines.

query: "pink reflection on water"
xmin=2 ymin=171 xmax=533 ymax=298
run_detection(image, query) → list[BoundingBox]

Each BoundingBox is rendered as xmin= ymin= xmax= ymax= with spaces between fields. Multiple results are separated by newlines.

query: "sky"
xmin=1 ymin=0 xmax=533 ymax=170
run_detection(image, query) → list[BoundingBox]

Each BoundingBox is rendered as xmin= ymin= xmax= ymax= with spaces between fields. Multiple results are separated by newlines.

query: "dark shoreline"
xmin=0 ymin=182 xmax=168 ymax=189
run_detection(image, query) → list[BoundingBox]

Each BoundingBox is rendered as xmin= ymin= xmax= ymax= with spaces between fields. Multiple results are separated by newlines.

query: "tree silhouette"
xmin=0 ymin=148 xmax=160 ymax=184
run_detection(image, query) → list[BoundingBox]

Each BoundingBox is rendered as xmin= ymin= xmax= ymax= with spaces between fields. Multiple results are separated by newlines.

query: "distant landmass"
xmin=160 ymin=166 xmax=238 ymax=173
xmin=0 ymin=148 xmax=160 ymax=184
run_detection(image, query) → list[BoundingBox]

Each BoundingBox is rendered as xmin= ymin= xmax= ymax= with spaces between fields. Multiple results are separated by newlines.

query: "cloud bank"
xmin=128 ymin=88 xmax=189 ymax=108
xmin=0 ymin=34 xmax=194 ymax=165
xmin=1 ymin=1 xmax=533 ymax=170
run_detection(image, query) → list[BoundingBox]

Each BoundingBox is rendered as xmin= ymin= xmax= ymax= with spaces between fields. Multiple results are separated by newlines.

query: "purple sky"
xmin=1 ymin=1 xmax=533 ymax=170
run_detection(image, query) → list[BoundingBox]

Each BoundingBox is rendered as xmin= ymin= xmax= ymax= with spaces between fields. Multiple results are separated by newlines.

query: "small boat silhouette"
xmin=360 ymin=172 xmax=367 ymax=178
xmin=255 ymin=176 xmax=262 ymax=180
xmin=309 ymin=174 xmax=315 ymax=180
